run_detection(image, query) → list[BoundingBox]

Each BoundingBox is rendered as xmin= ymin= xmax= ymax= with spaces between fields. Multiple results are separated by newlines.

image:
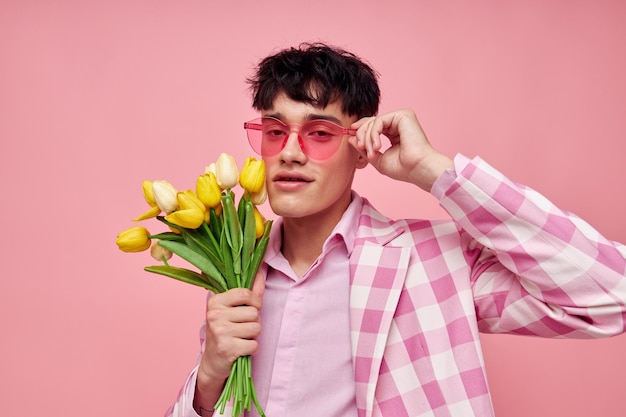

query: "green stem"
xmin=202 ymin=221 xmax=222 ymax=256
xmin=215 ymin=364 xmax=236 ymax=415
xmin=246 ymin=356 xmax=265 ymax=417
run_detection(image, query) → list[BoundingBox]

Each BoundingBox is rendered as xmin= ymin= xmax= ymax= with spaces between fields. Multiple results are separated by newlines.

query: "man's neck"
xmin=280 ymin=200 xmax=350 ymax=278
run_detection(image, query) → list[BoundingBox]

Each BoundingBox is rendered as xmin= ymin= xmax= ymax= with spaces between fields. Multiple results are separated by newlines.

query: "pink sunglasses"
xmin=244 ymin=116 xmax=356 ymax=160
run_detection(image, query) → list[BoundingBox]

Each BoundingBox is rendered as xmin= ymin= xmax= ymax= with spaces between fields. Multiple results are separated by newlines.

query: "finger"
xmin=350 ymin=117 xmax=369 ymax=152
xmin=221 ymin=320 xmax=262 ymax=340
xmin=230 ymin=305 xmax=261 ymax=324
xmin=371 ymin=118 xmax=383 ymax=153
xmin=364 ymin=116 xmax=378 ymax=157
xmin=210 ymin=287 xmax=261 ymax=310
xmin=220 ymin=337 xmax=260 ymax=359
xmin=205 ymin=331 xmax=260 ymax=368
xmin=205 ymin=307 xmax=261 ymax=353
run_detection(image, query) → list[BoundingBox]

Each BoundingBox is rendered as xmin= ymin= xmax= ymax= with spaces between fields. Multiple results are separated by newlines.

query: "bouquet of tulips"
xmin=116 ymin=153 xmax=272 ymax=417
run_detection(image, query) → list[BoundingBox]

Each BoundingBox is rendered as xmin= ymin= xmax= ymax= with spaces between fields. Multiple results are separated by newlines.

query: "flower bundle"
xmin=116 ymin=153 xmax=272 ymax=416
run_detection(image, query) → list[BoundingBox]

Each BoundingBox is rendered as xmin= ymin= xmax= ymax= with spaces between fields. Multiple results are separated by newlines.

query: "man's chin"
xmin=268 ymin=202 xmax=308 ymax=219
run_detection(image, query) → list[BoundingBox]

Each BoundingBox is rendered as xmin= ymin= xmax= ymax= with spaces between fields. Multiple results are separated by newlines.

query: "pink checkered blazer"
xmin=348 ymin=156 xmax=626 ymax=417
xmin=167 ymin=156 xmax=626 ymax=417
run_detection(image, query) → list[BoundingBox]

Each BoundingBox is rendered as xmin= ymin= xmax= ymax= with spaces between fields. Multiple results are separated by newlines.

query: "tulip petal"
xmin=153 ymin=180 xmax=179 ymax=213
xmin=165 ymin=209 xmax=205 ymax=229
xmin=253 ymin=207 xmax=265 ymax=239
xmin=141 ymin=180 xmax=157 ymax=206
xmin=133 ymin=205 xmax=161 ymax=221
xmin=249 ymin=182 xmax=267 ymax=205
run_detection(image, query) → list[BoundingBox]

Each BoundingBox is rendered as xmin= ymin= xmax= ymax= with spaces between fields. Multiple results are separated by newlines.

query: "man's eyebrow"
xmin=306 ymin=114 xmax=343 ymax=124
xmin=263 ymin=112 xmax=343 ymax=125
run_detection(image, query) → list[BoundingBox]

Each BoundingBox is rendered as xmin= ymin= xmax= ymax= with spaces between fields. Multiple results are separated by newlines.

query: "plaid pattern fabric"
xmin=349 ymin=156 xmax=626 ymax=417
xmin=165 ymin=155 xmax=626 ymax=417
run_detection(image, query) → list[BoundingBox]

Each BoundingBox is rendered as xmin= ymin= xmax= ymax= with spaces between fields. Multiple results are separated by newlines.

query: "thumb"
xmin=251 ymin=270 xmax=266 ymax=298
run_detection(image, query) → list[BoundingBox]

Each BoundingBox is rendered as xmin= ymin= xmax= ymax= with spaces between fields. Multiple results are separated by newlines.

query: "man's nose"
xmin=279 ymin=131 xmax=306 ymax=159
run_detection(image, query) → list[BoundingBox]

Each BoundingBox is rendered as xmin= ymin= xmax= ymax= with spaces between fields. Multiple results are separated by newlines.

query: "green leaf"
xmin=223 ymin=193 xmax=243 ymax=277
xmin=245 ymin=220 xmax=272 ymax=289
xmin=209 ymin=206 xmax=222 ymax=238
xmin=157 ymin=240 xmax=228 ymax=291
xmin=241 ymin=201 xmax=256 ymax=285
xmin=148 ymin=232 xmax=185 ymax=242
xmin=237 ymin=191 xmax=247 ymax=230
xmin=220 ymin=226 xmax=238 ymax=289
xmin=184 ymin=229 xmax=225 ymax=274
xmin=222 ymin=193 xmax=243 ymax=254
xmin=198 ymin=222 xmax=223 ymax=261
xmin=144 ymin=265 xmax=221 ymax=292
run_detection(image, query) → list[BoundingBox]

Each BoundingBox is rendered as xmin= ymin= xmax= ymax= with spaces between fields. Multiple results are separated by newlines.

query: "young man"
xmin=166 ymin=43 xmax=626 ymax=417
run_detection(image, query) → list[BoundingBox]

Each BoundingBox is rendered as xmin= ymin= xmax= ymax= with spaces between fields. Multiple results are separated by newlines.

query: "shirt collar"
xmin=326 ymin=191 xmax=363 ymax=255
xmin=265 ymin=191 xmax=363 ymax=262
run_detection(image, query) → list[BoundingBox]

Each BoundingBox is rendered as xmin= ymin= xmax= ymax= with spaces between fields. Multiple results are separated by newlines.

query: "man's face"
xmin=261 ymin=92 xmax=367 ymax=222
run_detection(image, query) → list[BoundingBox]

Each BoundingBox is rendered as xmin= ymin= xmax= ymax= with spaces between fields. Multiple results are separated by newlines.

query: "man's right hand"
xmin=193 ymin=273 xmax=265 ymax=414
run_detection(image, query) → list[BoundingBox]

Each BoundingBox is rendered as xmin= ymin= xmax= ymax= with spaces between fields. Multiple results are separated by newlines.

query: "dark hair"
xmin=247 ymin=42 xmax=380 ymax=119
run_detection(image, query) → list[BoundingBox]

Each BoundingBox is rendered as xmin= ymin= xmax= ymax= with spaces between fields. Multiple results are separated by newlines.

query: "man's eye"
xmin=305 ymin=129 xmax=337 ymax=141
xmin=264 ymin=128 xmax=287 ymax=137
xmin=311 ymin=130 xmax=332 ymax=137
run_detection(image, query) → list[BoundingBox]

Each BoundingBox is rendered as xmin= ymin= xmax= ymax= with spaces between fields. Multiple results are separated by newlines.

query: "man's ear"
xmin=355 ymin=150 xmax=369 ymax=169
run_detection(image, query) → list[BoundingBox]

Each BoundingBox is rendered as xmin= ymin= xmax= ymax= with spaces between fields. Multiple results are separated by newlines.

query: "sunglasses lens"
xmin=245 ymin=118 xmax=282 ymax=157
xmin=298 ymin=121 xmax=344 ymax=160
xmin=245 ymin=118 xmax=347 ymax=160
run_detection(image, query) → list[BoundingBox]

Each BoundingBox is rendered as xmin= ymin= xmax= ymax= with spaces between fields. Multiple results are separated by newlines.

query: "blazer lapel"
xmin=349 ymin=209 xmax=411 ymax=417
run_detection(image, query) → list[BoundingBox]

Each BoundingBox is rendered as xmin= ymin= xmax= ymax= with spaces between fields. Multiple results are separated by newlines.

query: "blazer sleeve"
xmin=436 ymin=154 xmax=626 ymax=337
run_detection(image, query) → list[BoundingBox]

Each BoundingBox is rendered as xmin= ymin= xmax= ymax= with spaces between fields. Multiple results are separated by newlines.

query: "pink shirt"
xmin=250 ymin=195 xmax=364 ymax=417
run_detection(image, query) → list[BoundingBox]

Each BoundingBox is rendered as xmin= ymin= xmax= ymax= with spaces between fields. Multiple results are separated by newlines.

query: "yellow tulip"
xmin=181 ymin=189 xmax=206 ymax=212
xmin=196 ymin=172 xmax=222 ymax=208
xmin=133 ymin=180 xmax=161 ymax=221
xmin=253 ymin=207 xmax=265 ymax=239
xmin=165 ymin=190 xmax=206 ymax=229
xmin=142 ymin=180 xmax=157 ymax=206
xmin=116 ymin=226 xmax=151 ymax=252
xmin=239 ymin=157 xmax=266 ymax=193
xmin=150 ymin=242 xmax=173 ymax=261
xmin=249 ymin=181 xmax=267 ymax=205
xmin=215 ymin=153 xmax=239 ymax=189
xmin=152 ymin=180 xmax=178 ymax=214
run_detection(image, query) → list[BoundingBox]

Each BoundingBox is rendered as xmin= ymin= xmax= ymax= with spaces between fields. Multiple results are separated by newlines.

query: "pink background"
xmin=1 ymin=1 xmax=625 ymax=416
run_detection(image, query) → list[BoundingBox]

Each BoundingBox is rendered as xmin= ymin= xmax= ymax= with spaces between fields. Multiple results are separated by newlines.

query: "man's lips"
xmin=272 ymin=172 xmax=313 ymax=183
